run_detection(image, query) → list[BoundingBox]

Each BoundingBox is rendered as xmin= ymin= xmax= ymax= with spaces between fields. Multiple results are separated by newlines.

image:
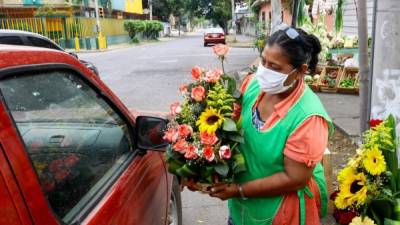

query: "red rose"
xmin=163 ymin=127 xmax=179 ymax=143
xmin=191 ymin=86 xmax=206 ymax=102
xmin=205 ymin=68 xmax=222 ymax=83
xmin=212 ymin=44 xmax=230 ymax=57
xmin=178 ymin=124 xmax=193 ymax=139
xmin=184 ymin=145 xmax=199 ymax=159
xmin=191 ymin=66 xmax=203 ymax=81
xmin=64 ymin=154 xmax=80 ymax=167
xmin=232 ymin=103 xmax=242 ymax=121
xmin=170 ymin=102 xmax=182 ymax=116
xmin=203 ymin=146 xmax=215 ymax=162
xmin=200 ymin=132 xmax=218 ymax=145
xmin=370 ymin=119 xmax=383 ymax=128
xmin=219 ymin=145 xmax=231 ymax=159
xmin=333 ymin=208 xmax=358 ymax=225
xmin=173 ymin=139 xmax=188 ymax=154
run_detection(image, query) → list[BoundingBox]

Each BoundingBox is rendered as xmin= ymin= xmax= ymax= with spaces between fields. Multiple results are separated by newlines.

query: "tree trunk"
xmin=271 ymin=0 xmax=283 ymax=33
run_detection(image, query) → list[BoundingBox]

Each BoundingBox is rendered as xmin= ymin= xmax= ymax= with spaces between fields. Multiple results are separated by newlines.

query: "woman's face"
xmin=261 ymin=44 xmax=307 ymax=86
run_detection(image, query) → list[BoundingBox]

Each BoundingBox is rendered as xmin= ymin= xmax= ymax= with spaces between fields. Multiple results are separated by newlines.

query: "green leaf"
xmin=228 ymin=132 xmax=245 ymax=143
xmin=232 ymin=153 xmax=246 ymax=174
xmin=214 ymin=162 xmax=229 ymax=177
xmin=176 ymin=164 xmax=197 ymax=177
xmin=384 ymin=218 xmax=400 ymax=225
xmin=222 ymin=76 xmax=237 ymax=95
xmin=223 ymin=118 xmax=238 ymax=132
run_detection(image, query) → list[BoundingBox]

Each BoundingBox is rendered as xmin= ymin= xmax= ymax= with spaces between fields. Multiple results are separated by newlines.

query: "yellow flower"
xmin=349 ymin=216 xmax=376 ymax=225
xmin=362 ymin=145 xmax=386 ymax=175
xmin=196 ymin=108 xmax=224 ymax=134
xmin=334 ymin=191 xmax=352 ymax=209
xmin=338 ymin=167 xmax=355 ymax=183
xmin=339 ymin=171 xmax=368 ymax=207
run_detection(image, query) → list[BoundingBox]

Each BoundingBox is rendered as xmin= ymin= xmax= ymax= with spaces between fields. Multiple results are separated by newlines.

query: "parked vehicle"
xmin=203 ymin=28 xmax=226 ymax=46
xmin=0 ymin=45 xmax=182 ymax=225
xmin=0 ymin=30 xmax=99 ymax=76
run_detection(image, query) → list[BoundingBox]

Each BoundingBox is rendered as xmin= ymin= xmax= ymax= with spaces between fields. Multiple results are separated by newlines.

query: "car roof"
xmin=0 ymin=45 xmax=86 ymax=72
xmin=0 ymin=29 xmax=64 ymax=50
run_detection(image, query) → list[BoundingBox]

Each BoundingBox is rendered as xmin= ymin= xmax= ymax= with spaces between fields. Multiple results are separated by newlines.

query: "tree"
xmin=186 ymin=0 xmax=233 ymax=34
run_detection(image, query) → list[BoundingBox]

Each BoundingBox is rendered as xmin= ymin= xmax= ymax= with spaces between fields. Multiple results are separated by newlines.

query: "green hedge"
xmin=123 ymin=20 xmax=163 ymax=42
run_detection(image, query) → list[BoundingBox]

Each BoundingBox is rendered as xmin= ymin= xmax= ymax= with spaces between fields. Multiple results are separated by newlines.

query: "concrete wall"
xmin=342 ymin=0 xmax=374 ymax=36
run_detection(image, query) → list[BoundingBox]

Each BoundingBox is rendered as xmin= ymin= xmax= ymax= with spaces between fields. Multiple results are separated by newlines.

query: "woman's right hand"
xmin=180 ymin=178 xmax=202 ymax=192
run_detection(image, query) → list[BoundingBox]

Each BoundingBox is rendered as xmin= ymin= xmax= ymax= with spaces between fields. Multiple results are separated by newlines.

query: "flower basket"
xmin=337 ymin=67 xmax=359 ymax=95
xmin=305 ymin=66 xmax=323 ymax=92
xmin=164 ymin=44 xmax=246 ymax=187
xmin=318 ymin=66 xmax=342 ymax=93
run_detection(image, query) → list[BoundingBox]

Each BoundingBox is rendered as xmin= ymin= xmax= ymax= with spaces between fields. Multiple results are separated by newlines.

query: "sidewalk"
xmin=226 ymin=34 xmax=254 ymax=48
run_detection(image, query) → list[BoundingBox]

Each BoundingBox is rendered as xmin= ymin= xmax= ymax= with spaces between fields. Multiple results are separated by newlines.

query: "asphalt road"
xmin=78 ymin=33 xmax=258 ymax=225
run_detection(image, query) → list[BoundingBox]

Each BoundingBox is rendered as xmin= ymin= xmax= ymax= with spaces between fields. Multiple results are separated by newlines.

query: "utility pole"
xmin=94 ymin=0 xmax=101 ymax=34
xmin=231 ymin=0 xmax=236 ymax=40
xmin=357 ymin=0 xmax=369 ymax=133
xmin=149 ymin=0 xmax=153 ymax=21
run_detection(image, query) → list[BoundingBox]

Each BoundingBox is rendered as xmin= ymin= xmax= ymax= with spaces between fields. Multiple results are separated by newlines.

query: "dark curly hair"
xmin=266 ymin=27 xmax=322 ymax=73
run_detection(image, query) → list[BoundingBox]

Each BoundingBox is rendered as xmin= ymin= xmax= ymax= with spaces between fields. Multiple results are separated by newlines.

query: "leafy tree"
xmin=186 ymin=0 xmax=234 ymax=34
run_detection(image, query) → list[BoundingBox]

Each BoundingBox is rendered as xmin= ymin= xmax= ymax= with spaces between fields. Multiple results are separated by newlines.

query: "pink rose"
xmin=213 ymin=44 xmax=230 ymax=57
xmin=49 ymin=159 xmax=64 ymax=173
xmin=163 ymin=127 xmax=179 ymax=143
xmin=191 ymin=86 xmax=206 ymax=102
xmin=170 ymin=102 xmax=182 ymax=116
xmin=54 ymin=169 xmax=70 ymax=182
xmin=203 ymin=146 xmax=215 ymax=162
xmin=232 ymin=103 xmax=242 ymax=121
xmin=200 ymin=132 xmax=218 ymax=145
xmin=191 ymin=66 xmax=203 ymax=81
xmin=205 ymin=68 xmax=222 ymax=83
xmin=179 ymin=84 xmax=188 ymax=94
xmin=184 ymin=145 xmax=199 ymax=159
xmin=173 ymin=139 xmax=188 ymax=154
xmin=178 ymin=124 xmax=193 ymax=139
xmin=219 ymin=145 xmax=231 ymax=159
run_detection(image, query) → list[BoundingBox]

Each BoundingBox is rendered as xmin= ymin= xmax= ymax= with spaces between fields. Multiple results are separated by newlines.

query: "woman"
xmin=208 ymin=26 xmax=333 ymax=225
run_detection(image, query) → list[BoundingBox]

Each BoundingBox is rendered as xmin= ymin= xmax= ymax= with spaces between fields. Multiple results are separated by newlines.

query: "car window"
xmin=27 ymin=36 xmax=61 ymax=50
xmin=0 ymin=36 xmax=24 ymax=45
xmin=0 ymin=70 xmax=133 ymax=222
xmin=206 ymin=28 xmax=223 ymax=34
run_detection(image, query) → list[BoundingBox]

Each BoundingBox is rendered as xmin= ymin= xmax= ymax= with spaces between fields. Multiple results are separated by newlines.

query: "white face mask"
xmin=255 ymin=63 xmax=297 ymax=94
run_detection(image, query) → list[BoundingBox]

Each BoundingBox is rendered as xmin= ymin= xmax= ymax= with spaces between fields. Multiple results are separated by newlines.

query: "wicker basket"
xmin=337 ymin=67 xmax=359 ymax=94
xmin=318 ymin=66 xmax=342 ymax=93
xmin=308 ymin=66 xmax=323 ymax=92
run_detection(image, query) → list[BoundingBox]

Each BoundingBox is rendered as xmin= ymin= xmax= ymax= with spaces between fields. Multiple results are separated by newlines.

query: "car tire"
xmin=168 ymin=176 xmax=182 ymax=225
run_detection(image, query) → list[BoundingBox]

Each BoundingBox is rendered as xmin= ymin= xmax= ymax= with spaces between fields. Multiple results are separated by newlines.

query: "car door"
xmin=0 ymin=65 xmax=169 ymax=225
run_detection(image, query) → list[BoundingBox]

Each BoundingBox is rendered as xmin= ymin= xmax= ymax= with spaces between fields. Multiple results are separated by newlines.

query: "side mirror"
xmin=69 ymin=52 xmax=79 ymax=59
xmin=135 ymin=116 xmax=169 ymax=151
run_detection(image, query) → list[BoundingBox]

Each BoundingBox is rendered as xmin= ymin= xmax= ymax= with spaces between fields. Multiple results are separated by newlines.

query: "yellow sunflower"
xmin=196 ymin=108 xmax=224 ymax=134
xmin=338 ymin=167 xmax=355 ymax=183
xmin=362 ymin=145 xmax=386 ymax=176
xmin=339 ymin=171 xmax=368 ymax=207
xmin=334 ymin=191 xmax=352 ymax=209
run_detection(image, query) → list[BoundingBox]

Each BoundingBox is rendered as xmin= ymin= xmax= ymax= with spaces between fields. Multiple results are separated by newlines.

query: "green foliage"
xmin=123 ymin=20 xmax=146 ymax=39
xmin=34 ymin=6 xmax=68 ymax=17
xmin=143 ymin=21 xmax=164 ymax=39
xmin=335 ymin=0 xmax=345 ymax=33
xmin=124 ymin=20 xmax=164 ymax=41
xmin=297 ymin=0 xmax=307 ymax=27
xmin=206 ymin=82 xmax=235 ymax=117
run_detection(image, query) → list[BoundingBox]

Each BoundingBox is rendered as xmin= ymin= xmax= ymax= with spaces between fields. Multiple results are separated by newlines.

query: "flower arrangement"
xmin=164 ymin=44 xmax=246 ymax=185
xmin=332 ymin=115 xmax=400 ymax=225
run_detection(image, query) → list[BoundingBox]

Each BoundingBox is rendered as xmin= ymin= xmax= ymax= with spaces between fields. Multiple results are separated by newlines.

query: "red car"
xmin=203 ymin=28 xmax=226 ymax=46
xmin=0 ymin=45 xmax=182 ymax=225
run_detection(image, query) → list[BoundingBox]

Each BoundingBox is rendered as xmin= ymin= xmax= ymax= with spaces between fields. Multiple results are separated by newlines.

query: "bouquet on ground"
xmin=163 ymin=44 xmax=246 ymax=188
xmin=332 ymin=115 xmax=400 ymax=225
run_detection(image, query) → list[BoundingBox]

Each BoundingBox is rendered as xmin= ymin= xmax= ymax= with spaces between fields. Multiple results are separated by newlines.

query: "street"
xmin=78 ymin=33 xmax=258 ymax=225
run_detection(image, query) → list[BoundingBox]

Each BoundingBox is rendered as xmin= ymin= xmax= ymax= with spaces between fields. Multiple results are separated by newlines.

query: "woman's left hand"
xmin=209 ymin=183 xmax=239 ymax=200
